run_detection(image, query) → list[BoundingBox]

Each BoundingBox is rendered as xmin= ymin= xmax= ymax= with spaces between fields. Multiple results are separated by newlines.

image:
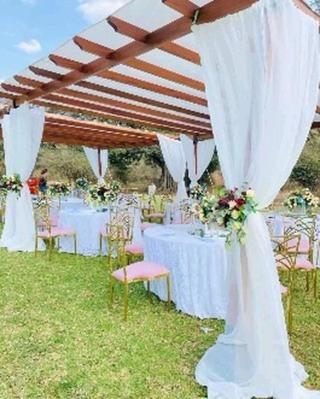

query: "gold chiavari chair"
xmin=34 ymin=202 xmax=77 ymax=260
xmin=272 ymin=233 xmax=300 ymax=333
xmin=285 ymin=216 xmax=317 ymax=298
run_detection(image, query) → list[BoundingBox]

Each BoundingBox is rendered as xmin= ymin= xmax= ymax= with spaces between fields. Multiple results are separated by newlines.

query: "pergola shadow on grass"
xmin=0 ymin=248 xmax=318 ymax=399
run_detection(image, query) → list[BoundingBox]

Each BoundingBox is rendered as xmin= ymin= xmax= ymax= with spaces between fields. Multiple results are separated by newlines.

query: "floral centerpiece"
xmin=47 ymin=182 xmax=71 ymax=198
xmin=0 ymin=174 xmax=23 ymax=196
xmin=86 ymin=179 xmax=121 ymax=209
xmin=191 ymin=187 xmax=258 ymax=245
xmin=189 ymin=183 xmax=208 ymax=202
xmin=75 ymin=177 xmax=89 ymax=192
xmin=284 ymin=188 xmax=319 ymax=212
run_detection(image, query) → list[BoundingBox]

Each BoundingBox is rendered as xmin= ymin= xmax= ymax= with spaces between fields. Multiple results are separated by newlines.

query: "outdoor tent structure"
xmin=0 ymin=1 xmax=320 ymax=399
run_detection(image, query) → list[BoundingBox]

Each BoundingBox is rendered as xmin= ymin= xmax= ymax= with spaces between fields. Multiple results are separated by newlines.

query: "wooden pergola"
xmin=0 ymin=0 xmax=319 ymax=148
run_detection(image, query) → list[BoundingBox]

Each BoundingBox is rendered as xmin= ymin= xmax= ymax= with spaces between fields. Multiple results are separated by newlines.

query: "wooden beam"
xmin=74 ymin=36 xmax=205 ymax=91
xmin=33 ymin=97 xmax=211 ymax=135
xmin=107 ymin=16 xmax=200 ymax=64
xmin=27 ymin=64 xmax=208 ymax=118
xmin=161 ymin=0 xmax=198 ymax=17
xmin=14 ymin=75 xmax=210 ymax=127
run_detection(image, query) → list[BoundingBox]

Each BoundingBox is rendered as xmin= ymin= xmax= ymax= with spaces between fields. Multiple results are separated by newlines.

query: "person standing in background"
xmin=39 ymin=168 xmax=48 ymax=194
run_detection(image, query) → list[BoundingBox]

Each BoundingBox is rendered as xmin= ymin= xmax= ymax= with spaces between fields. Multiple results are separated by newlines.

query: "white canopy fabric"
xmin=83 ymin=146 xmax=108 ymax=183
xmin=180 ymin=134 xmax=215 ymax=187
xmin=157 ymin=134 xmax=187 ymax=201
xmin=0 ymin=104 xmax=44 ymax=252
xmin=193 ymin=1 xmax=320 ymax=399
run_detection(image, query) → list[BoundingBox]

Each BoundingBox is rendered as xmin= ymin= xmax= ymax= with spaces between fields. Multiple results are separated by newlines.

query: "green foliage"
xmin=291 ymin=132 xmax=320 ymax=191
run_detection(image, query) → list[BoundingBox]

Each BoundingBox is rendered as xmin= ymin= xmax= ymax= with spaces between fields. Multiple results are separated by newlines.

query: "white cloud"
xmin=77 ymin=0 xmax=129 ymax=23
xmin=16 ymin=39 xmax=42 ymax=54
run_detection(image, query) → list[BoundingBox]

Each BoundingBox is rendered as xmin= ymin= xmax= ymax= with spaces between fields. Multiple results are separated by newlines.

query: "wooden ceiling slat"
xmin=28 ymin=64 xmax=208 ymax=118
xmin=74 ymin=36 xmax=205 ymax=92
xmin=161 ymin=0 xmax=198 ymax=17
xmin=14 ymin=75 xmax=210 ymax=127
xmin=107 ymin=16 xmax=200 ymax=65
xmin=49 ymin=54 xmax=206 ymax=106
xmin=35 ymin=96 xmax=211 ymax=135
xmin=7 ymin=0 xmax=263 ymax=106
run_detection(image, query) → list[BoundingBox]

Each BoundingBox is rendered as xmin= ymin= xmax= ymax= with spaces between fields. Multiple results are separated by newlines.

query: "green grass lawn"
xmin=0 ymin=249 xmax=319 ymax=399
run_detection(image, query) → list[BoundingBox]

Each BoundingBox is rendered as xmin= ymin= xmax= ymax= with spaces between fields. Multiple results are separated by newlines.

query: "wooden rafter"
xmin=4 ymin=0 xmax=267 ymax=106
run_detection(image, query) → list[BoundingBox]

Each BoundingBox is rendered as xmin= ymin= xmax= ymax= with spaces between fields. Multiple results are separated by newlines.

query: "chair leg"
xmin=99 ymin=234 xmax=102 ymax=256
xmin=166 ymin=275 xmax=171 ymax=311
xmin=306 ymin=271 xmax=310 ymax=292
xmin=123 ymin=281 xmax=129 ymax=321
xmin=147 ymin=280 xmax=152 ymax=302
xmin=35 ymin=236 xmax=38 ymax=257
xmin=109 ymin=277 xmax=115 ymax=308
xmin=48 ymin=237 xmax=53 ymax=261
xmin=74 ymin=235 xmax=77 ymax=255
xmin=313 ymin=269 xmax=318 ymax=300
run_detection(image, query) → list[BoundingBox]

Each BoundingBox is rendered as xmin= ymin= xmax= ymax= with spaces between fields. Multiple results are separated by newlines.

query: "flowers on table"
xmin=75 ymin=177 xmax=89 ymax=192
xmin=191 ymin=186 xmax=258 ymax=245
xmin=47 ymin=182 xmax=71 ymax=198
xmin=189 ymin=183 xmax=208 ymax=201
xmin=0 ymin=174 xmax=24 ymax=196
xmin=284 ymin=188 xmax=319 ymax=211
xmin=86 ymin=179 xmax=121 ymax=208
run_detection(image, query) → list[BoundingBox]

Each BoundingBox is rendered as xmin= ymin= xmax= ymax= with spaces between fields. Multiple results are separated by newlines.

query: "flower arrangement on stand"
xmin=191 ymin=187 xmax=258 ymax=245
xmin=0 ymin=174 xmax=23 ymax=196
xmin=47 ymin=182 xmax=71 ymax=198
xmin=75 ymin=177 xmax=89 ymax=192
xmin=85 ymin=179 xmax=121 ymax=209
xmin=284 ymin=188 xmax=319 ymax=212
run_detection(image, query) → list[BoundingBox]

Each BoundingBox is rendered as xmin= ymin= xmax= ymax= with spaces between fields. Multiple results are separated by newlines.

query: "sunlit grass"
xmin=0 ymin=249 xmax=318 ymax=398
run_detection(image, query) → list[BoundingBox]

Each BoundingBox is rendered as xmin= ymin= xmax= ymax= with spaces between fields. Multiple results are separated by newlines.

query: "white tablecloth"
xmin=53 ymin=197 xmax=85 ymax=211
xmin=59 ymin=208 xmax=110 ymax=256
xmin=144 ymin=225 xmax=228 ymax=319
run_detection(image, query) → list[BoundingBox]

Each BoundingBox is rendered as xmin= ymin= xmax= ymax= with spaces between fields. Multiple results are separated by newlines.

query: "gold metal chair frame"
xmin=34 ymin=205 xmax=77 ymax=260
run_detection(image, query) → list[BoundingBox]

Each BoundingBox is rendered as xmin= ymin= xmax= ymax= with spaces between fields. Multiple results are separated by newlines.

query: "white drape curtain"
xmin=193 ymin=1 xmax=320 ymax=398
xmin=180 ymin=134 xmax=215 ymax=187
xmin=157 ymin=134 xmax=187 ymax=201
xmin=83 ymin=147 xmax=108 ymax=184
xmin=0 ymin=104 xmax=45 ymax=252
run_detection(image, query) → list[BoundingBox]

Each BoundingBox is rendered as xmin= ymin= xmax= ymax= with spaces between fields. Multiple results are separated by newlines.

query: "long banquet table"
xmin=144 ymin=225 xmax=228 ymax=319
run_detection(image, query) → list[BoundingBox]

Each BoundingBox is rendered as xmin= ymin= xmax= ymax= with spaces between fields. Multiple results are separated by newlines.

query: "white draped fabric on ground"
xmin=83 ymin=147 xmax=108 ymax=184
xmin=0 ymin=104 xmax=44 ymax=252
xmin=180 ymin=134 xmax=215 ymax=187
xmin=157 ymin=134 xmax=187 ymax=201
xmin=193 ymin=1 xmax=320 ymax=398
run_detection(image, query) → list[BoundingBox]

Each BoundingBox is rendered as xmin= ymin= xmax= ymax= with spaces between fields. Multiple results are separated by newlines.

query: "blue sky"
xmin=0 ymin=0 xmax=128 ymax=81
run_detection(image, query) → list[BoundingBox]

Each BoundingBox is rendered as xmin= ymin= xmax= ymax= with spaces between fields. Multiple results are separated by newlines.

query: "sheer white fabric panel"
xmin=193 ymin=1 xmax=320 ymax=398
xmin=157 ymin=134 xmax=187 ymax=201
xmin=83 ymin=147 xmax=108 ymax=183
xmin=180 ymin=134 xmax=215 ymax=187
xmin=0 ymin=104 xmax=44 ymax=251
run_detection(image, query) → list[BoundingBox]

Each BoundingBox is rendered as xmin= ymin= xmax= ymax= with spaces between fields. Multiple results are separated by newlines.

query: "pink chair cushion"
xmin=287 ymin=238 xmax=310 ymax=253
xmin=147 ymin=212 xmax=164 ymax=218
xmin=112 ymin=261 xmax=169 ymax=282
xmin=125 ymin=243 xmax=144 ymax=255
xmin=295 ymin=259 xmax=315 ymax=270
xmin=38 ymin=227 xmax=75 ymax=238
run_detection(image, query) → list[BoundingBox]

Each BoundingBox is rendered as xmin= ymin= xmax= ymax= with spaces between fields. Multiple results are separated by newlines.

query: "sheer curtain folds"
xmin=0 ymin=104 xmax=44 ymax=252
xmin=180 ymin=135 xmax=215 ymax=187
xmin=193 ymin=1 xmax=320 ymax=398
xmin=83 ymin=147 xmax=108 ymax=183
xmin=157 ymin=134 xmax=187 ymax=201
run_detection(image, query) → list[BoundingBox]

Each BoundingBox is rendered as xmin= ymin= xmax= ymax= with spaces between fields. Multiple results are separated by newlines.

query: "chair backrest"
xmin=271 ymin=233 xmax=300 ymax=270
xmin=105 ymin=222 xmax=128 ymax=268
xmin=34 ymin=202 xmax=52 ymax=234
xmin=285 ymin=216 xmax=316 ymax=259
